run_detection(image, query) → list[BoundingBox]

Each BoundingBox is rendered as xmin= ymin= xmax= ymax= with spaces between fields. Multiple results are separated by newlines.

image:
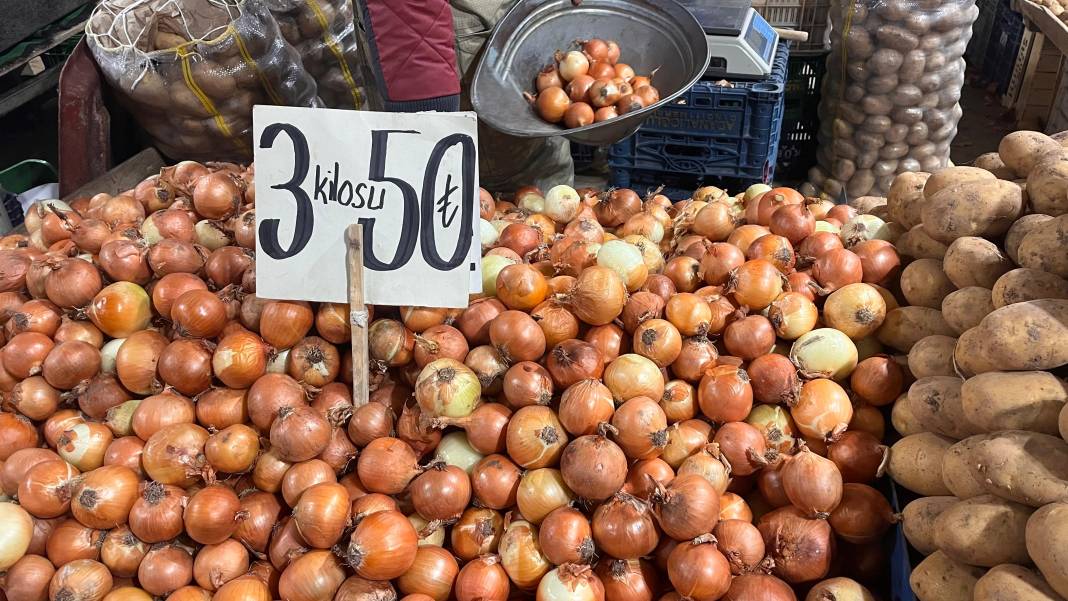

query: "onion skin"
xmin=722 ymin=574 xmax=797 ymax=601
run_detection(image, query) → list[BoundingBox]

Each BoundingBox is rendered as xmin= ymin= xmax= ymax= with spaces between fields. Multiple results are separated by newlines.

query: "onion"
xmin=50 ymin=559 xmax=113 ymax=601
xmin=368 ymin=319 xmax=415 ymax=367
xmin=822 ymin=284 xmax=886 ymax=340
xmin=849 ymin=355 xmax=903 ymax=407
xmin=698 ymin=365 xmax=753 ymax=424
xmin=611 ymin=396 xmax=668 ymax=460
xmin=184 ymin=484 xmax=243 ymax=545
xmin=2 ymin=332 xmax=53 ymax=379
xmin=756 ymin=506 xmax=834 ymax=584
xmin=344 ymin=510 xmax=418 ymax=580
xmin=585 ymin=323 xmax=628 ymax=364
xmin=780 ymin=444 xmax=843 ymax=517
xmin=595 ymin=558 xmax=659 ymax=601
xmin=828 ymin=483 xmax=896 ymax=544
xmin=213 ymin=331 xmax=267 ymax=388
xmin=747 ymin=354 xmax=800 ymax=406
xmin=811 ymin=249 xmax=863 ymax=293
xmin=499 ymin=518 xmax=550 ymax=589
xmin=593 ymin=492 xmax=659 ymax=559
xmin=667 ymin=535 xmax=731 ymax=601
xmin=768 ymin=292 xmax=818 ymax=341
xmin=4 ymin=553 xmax=55 ymax=600
xmin=397 ymin=545 xmax=458 ymax=601
xmin=506 ymin=406 xmax=567 ymax=469
xmin=568 ymin=266 xmax=626 ymax=325
xmin=142 ymin=423 xmax=209 ymax=488
xmin=651 ymin=473 xmax=721 ymax=541
xmin=746 ymin=404 xmax=797 ymax=454
xmin=721 ymin=574 xmax=796 ymax=601
xmin=791 ymin=379 xmax=853 ymax=441
xmin=279 ymin=550 xmax=346 ymax=601
xmin=536 ymin=563 xmax=603 ymax=601
xmin=661 ymin=419 xmax=713 ymax=468
xmin=598 ymin=240 xmax=648 ymax=292
xmin=489 ymin=310 xmax=545 ymax=363
xmin=44 ymin=258 xmax=102 ymax=309
xmin=455 ymin=556 xmax=509 ymax=601
xmin=713 ymin=519 xmax=765 ymax=575
xmin=357 ymin=437 xmax=422 ymax=495
xmin=789 ymin=328 xmax=858 ymax=381
xmin=495 ymin=264 xmax=548 ymax=311
xmin=713 ymin=422 xmax=772 ymax=476
xmin=828 ymin=430 xmax=888 ymax=484
xmin=677 ymin=444 xmax=730 ymax=495
xmin=560 ymin=426 xmax=628 ymax=502
xmin=414 ymin=357 xmax=482 ymax=420
xmin=806 ymin=577 xmax=875 ymax=601
xmin=0 ymin=502 xmax=32 ymax=569
xmin=546 ymin=339 xmax=603 ymax=389
xmin=517 ymin=468 xmax=574 ymax=524
xmin=410 ymin=462 xmax=471 ymax=521
xmin=88 ymin=282 xmax=151 ymax=338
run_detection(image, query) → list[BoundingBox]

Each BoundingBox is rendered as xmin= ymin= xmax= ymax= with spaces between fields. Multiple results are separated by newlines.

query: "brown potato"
xmin=921 ymin=180 xmax=1024 ymax=243
xmin=1018 ymin=215 xmax=1068 ymax=278
xmin=942 ymin=237 xmax=1013 ymax=289
xmin=941 ymin=287 xmax=995 ymax=335
xmin=1005 ymin=214 xmax=1054 ymax=265
xmin=967 ymin=431 xmax=1068 ymax=507
xmin=972 ymin=152 xmax=1017 ymax=179
xmin=906 ymin=376 xmax=978 ymax=439
xmin=933 ymin=495 xmax=1033 ymax=566
xmin=923 ymin=166 xmax=996 ymax=199
xmin=974 ymin=564 xmax=1065 ymax=601
xmin=889 ymin=432 xmax=955 ymax=496
xmin=902 ymin=496 xmax=958 ymax=555
xmin=962 ymin=371 xmax=1068 ymax=435
xmin=908 ymin=334 xmax=958 ymax=377
xmin=887 ymin=171 xmax=930 ymax=229
xmin=1026 ymin=503 xmax=1068 ymax=598
xmin=900 ymin=258 xmax=957 ymax=309
xmin=909 ymin=550 xmax=984 ymax=601
xmin=897 ymin=224 xmax=949 ymax=259
xmin=878 ymin=306 xmax=955 ymax=352
xmin=1026 ymin=151 xmax=1068 ymax=216
xmin=1000 ymin=131 xmax=1064 ymax=176
xmin=991 ymin=268 xmax=1068 ymax=308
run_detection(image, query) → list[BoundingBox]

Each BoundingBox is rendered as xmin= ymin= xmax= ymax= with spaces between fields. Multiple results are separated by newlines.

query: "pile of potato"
xmin=87 ymin=0 xmax=320 ymax=161
xmin=809 ymin=0 xmax=979 ymax=199
xmin=865 ymin=129 xmax=1068 ymax=601
xmin=1033 ymin=0 xmax=1068 ymax=22
xmin=267 ymin=0 xmax=367 ymax=110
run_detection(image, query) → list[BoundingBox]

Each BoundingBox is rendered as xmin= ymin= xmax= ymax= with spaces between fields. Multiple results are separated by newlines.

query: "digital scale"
xmin=676 ymin=0 xmax=779 ymax=79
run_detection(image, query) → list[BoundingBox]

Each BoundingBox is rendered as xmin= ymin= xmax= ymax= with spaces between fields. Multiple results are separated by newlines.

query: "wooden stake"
xmin=346 ymin=224 xmax=369 ymax=407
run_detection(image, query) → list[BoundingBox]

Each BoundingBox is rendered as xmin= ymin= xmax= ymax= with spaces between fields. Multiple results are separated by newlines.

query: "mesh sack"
xmin=87 ymin=0 xmax=320 ymax=162
xmin=266 ymin=0 xmax=367 ymax=110
xmin=808 ymin=0 xmax=979 ymax=199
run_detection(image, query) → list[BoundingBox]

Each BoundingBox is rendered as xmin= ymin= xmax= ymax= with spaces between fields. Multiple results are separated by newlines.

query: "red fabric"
xmin=363 ymin=0 xmax=461 ymax=102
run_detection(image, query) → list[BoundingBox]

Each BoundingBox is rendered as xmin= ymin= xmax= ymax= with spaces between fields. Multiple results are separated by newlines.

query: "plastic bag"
xmin=808 ymin=0 xmax=979 ymax=199
xmin=87 ymin=0 xmax=319 ymax=162
xmin=266 ymin=0 xmax=367 ymax=110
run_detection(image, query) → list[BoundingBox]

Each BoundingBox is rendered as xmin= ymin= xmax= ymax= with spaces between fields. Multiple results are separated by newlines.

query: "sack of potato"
xmin=872 ymin=129 xmax=1068 ymax=601
xmin=265 ymin=0 xmax=368 ymax=110
xmin=808 ymin=0 xmax=979 ymax=199
xmin=86 ymin=0 xmax=320 ymax=162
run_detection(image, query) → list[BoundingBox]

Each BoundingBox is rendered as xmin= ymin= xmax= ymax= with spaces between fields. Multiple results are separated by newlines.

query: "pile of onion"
xmin=0 ymin=166 xmax=901 ymax=601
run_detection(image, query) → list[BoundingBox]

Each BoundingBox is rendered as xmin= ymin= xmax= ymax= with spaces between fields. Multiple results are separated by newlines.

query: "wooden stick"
xmin=346 ymin=224 xmax=370 ymax=407
xmin=774 ymin=28 xmax=809 ymax=43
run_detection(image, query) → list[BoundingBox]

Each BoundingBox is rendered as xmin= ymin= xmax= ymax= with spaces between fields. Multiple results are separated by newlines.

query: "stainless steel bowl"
xmin=471 ymin=0 xmax=711 ymax=146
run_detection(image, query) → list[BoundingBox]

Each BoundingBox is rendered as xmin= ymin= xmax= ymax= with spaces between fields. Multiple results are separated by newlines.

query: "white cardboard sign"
xmin=253 ymin=106 xmax=482 ymax=308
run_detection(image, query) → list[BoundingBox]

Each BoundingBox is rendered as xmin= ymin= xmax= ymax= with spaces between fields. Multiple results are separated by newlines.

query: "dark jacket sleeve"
xmin=357 ymin=0 xmax=461 ymax=113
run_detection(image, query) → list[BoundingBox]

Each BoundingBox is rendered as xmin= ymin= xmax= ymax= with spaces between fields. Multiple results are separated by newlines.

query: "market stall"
xmin=0 ymin=1 xmax=1066 ymax=601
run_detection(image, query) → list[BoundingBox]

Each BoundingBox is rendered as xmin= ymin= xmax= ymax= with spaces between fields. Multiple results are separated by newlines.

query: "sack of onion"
xmin=0 ymin=165 xmax=908 ymax=601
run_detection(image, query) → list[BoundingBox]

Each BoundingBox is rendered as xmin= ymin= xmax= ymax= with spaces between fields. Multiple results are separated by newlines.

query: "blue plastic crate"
xmin=966 ymin=0 xmax=998 ymax=70
xmin=609 ymin=40 xmax=789 ymax=184
xmin=608 ymin=168 xmax=753 ymax=202
xmin=778 ymin=49 xmax=827 ymax=181
xmin=571 ymin=143 xmax=596 ymax=172
xmin=889 ymin=482 xmax=918 ymax=601
xmin=982 ymin=0 xmax=1024 ymax=95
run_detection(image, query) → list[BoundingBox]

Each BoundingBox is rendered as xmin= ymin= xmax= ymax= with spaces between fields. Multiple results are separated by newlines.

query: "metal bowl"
xmin=471 ymin=0 xmax=710 ymax=146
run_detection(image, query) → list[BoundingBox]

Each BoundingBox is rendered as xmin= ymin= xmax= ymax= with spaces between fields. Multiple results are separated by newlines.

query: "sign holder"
xmin=345 ymin=224 xmax=369 ymax=407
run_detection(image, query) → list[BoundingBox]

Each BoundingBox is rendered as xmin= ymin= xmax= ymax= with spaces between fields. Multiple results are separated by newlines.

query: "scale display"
xmin=677 ymin=0 xmax=779 ymax=79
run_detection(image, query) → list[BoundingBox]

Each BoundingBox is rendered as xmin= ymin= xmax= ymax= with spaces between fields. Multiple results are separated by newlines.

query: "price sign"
xmin=253 ymin=106 xmax=481 ymax=308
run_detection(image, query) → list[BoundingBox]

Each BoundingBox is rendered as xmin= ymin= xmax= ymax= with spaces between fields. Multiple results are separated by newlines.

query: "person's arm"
xmin=356 ymin=0 xmax=461 ymax=112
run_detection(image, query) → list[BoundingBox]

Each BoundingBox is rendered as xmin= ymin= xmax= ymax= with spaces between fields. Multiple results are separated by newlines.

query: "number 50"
xmin=258 ymin=124 xmax=476 ymax=272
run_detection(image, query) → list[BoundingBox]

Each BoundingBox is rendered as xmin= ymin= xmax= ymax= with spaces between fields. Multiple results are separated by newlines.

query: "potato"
xmin=973 ymin=152 xmax=1018 ymax=179
xmin=943 ymin=435 xmax=994 ymax=498
xmin=967 ymin=299 xmax=1068 ymax=372
xmin=907 ymin=376 xmax=977 ymax=439
xmin=908 ymin=334 xmax=957 ymax=377
xmin=933 ymin=495 xmax=1033 ymax=566
xmin=1053 ymin=130 xmax=1068 ymax=146
xmin=974 ymin=564 xmax=1066 ymax=601
xmin=900 ymin=258 xmax=957 ymax=308
xmin=992 ymin=268 xmax=1068 ymax=308
xmin=902 ymin=496 xmax=958 ymax=554
xmin=921 ymin=179 xmax=1024 ymax=243
xmin=1005 ymin=214 xmax=1054 ymax=265
xmin=888 ymin=171 xmax=930 ymax=229
xmin=1018 ymin=215 xmax=1068 ymax=278
xmin=942 ymin=237 xmax=1013 ymax=288
xmin=909 ymin=550 xmax=985 ymax=601
xmin=967 ymin=431 xmax=1068 ymax=507
xmin=889 ymin=432 xmax=955 ymax=495
xmin=850 ymin=195 xmax=887 ymax=214
xmin=962 ymin=372 xmax=1068 ymax=434
xmin=999 ymin=131 xmax=1063 ymax=177
xmin=1062 ymin=403 xmax=1068 ymax=443
xmin=1026 ymin=503 xmax=1068 ymax=598
xmin=941 ymin=287 xmax=995 ymax=334
xmin=1026 ymin=151 xmax=1068 ymax=216
xmin=877 ymin=306 xmax=955 ymax=352
xmin=923 ymin=166 xmax=996 ymax=199
xmin=897 ymin=224 xmax=949 ymax=259
xmin=954 ymin=327 xmax=1001 ymax=377
xmin=892 ymin=399 xmax=927 ymax=439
